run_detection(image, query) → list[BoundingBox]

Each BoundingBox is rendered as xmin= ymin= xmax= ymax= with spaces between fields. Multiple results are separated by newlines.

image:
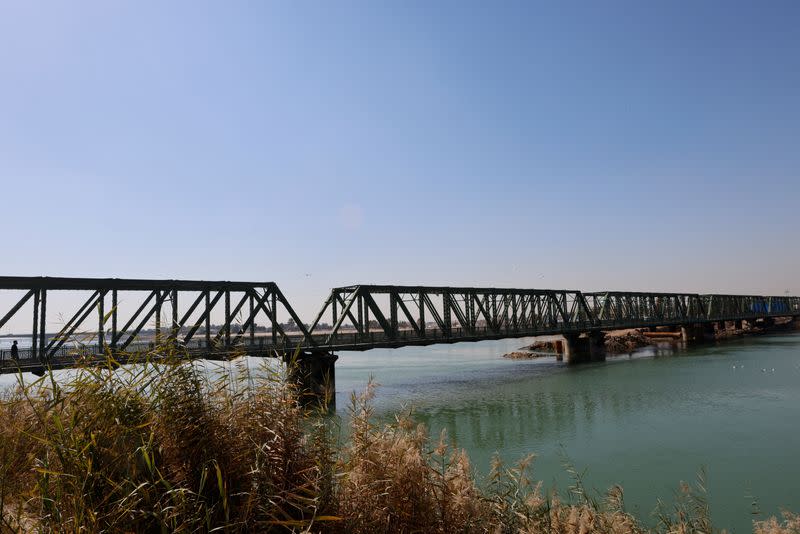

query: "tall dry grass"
xmin=0 ymin=346 xmax=336 ymax=532
xmin=0 ymin=344 xmax=796 ymax=533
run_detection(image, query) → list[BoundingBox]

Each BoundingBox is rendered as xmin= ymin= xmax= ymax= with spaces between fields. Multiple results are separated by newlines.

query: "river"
xmin=333 ymin=333 xmax=800 ymax=533
xmin=2 ymin=333 xmax=798 ymax=531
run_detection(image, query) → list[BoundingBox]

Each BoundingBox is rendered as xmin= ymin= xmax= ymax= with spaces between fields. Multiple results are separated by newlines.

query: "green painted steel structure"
xmin=0 ymin=277 xmax=798 ymax=373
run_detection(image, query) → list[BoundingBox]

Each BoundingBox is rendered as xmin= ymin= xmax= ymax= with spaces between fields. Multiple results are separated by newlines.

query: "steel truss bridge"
xmin=0 ymin=276 xmax=798 ymax=374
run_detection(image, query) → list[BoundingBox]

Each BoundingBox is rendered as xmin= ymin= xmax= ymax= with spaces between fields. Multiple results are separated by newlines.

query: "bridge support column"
xmin=680 ymin=325 xmax=694 ymax=343
xmin=703 ymin=322 xmax=716 ymax=341
xmin=564 ymin=334 xmax=586 ymax=365
xmin=563 ymin=334 xmax=593 ymax=365
xmin=680 ymin=324 xmax=709 ymax=343
xmin=681 ymin=324 xmax=714 ymax=343
xmin=554 ymin=339 xmax=564 ymax=361
xmin=285 ymin=352 xmax=337 ymax=411
xmin=589 ymin=332 xmax=606 ymax=362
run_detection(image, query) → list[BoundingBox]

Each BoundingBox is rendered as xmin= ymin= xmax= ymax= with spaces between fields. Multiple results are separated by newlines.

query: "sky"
xmin=1 ymin=1 xmax=799 ymax=330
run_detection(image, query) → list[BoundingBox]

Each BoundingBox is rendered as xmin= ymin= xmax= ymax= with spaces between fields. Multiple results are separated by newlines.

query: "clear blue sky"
xmin=1 ymin=1 xmax=798 ymax=325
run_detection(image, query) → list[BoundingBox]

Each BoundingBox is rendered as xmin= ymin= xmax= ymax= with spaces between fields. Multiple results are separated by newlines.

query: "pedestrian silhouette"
xmin=10 ymin=340 xmax=19 ymax=361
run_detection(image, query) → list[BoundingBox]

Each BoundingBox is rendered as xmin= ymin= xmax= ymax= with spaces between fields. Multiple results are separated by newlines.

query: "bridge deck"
xmin=2 ymin=317 xmax=796 ymax=375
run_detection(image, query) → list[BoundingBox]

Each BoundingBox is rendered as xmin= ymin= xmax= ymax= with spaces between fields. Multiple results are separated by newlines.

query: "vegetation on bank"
xmin=0 ymin=347 xmax=798 ymax=533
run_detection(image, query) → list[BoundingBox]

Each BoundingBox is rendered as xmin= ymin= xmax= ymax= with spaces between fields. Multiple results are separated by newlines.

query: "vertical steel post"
xmin=249 ymin=293 xmax=255 ymax=345
xmin=224 ymin=290 xmax=231 ymax=346
xmin=462 ymin=293 xmax=468 ymax=331
xmin=38 ymin=289 xmax=47 ymax=359
xmin=443 ymin=291 xmax=451 ymax=336
xmin=470 ymin=293 xmax=476 ymax=331
xmin=205 ymin=291 xmax=212 ymax=348
xmin=364 ymin=297 xmax=370 ymax=336
xmin=512 ymin=294 xmax=518 ymax=332
xmin=171 ymin=289 xmax=178 ymax=340
xmin=419 ymin=291 xmax=426 ymax=336
xmin=357 ymin=295 xmax=364 ymax=336
xmin=32 ymin=289 xmax=39 ymax=359
xmin=271 ymin=291 xmax=277 ymax=345
xmin=98 ymin=290 xmax=105 ymax=354
xmin=111 ymin=289 xmax=118 ymax=349
xmin=154 ymin=291 xmax=161 ymax=343
xmin=390 ymin=292 xmax=398 ymax=336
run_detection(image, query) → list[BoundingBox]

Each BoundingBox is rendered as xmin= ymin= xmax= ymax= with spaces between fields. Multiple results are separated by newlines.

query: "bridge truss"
xmin=310 ymin=286 xmax=800 ymax=349
xmin=0 ymin=277 xmax=310 ymax=366
xmin=0 ymin=277 xmax=798 ymax=372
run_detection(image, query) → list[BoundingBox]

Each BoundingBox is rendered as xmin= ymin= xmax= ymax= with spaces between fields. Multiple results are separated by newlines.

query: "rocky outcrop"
xmin=520 ymin=340 xmax=563 ymax=353
xmin=502 ymin=351 xmax=549 ymax=360
xmin=604 ymin=331 xmax=652 ymax=354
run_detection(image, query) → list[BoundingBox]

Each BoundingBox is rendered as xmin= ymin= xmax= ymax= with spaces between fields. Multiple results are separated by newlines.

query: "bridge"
xmin=1 ymin=277 xmax=798 ymax=403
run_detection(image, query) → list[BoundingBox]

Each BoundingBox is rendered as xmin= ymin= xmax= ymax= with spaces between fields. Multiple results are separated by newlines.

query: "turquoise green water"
xmin=334 ymin=333 xmax=800 ymax=533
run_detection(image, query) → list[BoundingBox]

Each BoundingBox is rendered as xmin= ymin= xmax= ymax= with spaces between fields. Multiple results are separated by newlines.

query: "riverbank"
xmin=1 ymin=351 xmax=798 ymax=533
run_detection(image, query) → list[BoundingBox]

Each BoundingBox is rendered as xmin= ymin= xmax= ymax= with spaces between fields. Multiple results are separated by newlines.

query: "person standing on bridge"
xmin=10 ymin=340 xmax=18 ymax=361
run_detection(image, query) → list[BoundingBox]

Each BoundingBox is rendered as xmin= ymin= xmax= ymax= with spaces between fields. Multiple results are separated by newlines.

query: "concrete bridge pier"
xmin=589 ymin=332 xmax=606 ymax=362
xmin=703 ymin=323 xmax=716 ymax=340
xmin=680 ymin=324 xmax=701 ymax=343
xmin=554 ymin=339 xmax=564 ymax=361
xmin=562 ymin=334 xmax=585 ymax=364
xmin=563 ymin=333 xmax=605 ymax=364
xmin=284 ymin=352 xmax=338 ymax=411
xmin=680 ymin=324 xmax=695 ymax=343
xmin=681 ymin=323 xmax=718 ymax=343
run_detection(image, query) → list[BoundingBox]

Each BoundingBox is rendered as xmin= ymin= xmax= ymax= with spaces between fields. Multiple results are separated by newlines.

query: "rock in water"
xmin=604 ymin=331 xmax=652 ymax=354
xmin=503 ymin=351 xmax=548 ymax=360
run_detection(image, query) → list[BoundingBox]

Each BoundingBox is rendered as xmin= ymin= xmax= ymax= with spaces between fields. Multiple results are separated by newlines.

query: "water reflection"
xmin=334 ymin=333 xmax=800 ymax=532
